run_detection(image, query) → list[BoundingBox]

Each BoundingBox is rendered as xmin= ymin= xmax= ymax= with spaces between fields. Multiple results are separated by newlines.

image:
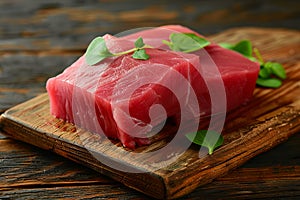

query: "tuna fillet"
xmin=46 ymin=25 xmax=260 ymax=149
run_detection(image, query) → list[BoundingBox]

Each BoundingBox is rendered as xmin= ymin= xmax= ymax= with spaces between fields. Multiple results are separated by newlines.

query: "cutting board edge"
xmin=1 ymin=94 xmax=300 ymax=199
xmin=0 ymin=112 xmax=169 ymax=199
xmin=163 ymin=104 xmax=300 ymax=198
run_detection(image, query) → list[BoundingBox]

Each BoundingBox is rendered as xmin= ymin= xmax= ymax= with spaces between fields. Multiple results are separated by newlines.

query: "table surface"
xmin=0 ymin=1 xmax=299 ymax=199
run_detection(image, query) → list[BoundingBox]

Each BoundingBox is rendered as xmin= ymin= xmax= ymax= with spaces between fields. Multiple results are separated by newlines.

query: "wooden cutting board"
xmin=0 ymin=28 xmax=299 ymax=199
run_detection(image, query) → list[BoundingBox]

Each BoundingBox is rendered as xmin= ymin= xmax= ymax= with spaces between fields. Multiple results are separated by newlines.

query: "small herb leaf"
xmin=85 ymin=36 xmax=151 ymax=64
xmin=85 ymin=37 xmax=113 ymax=65
xmin=259 ymin=67 xmax=271 ymax=79
xmin=132 ymin=49 xmax=149 ymax=60
xmin=231 ymin=40 xmax=252 ymax=57
xmin=134 ymin=37 xmax=145 ymax=48
xmin=186 ymin=130 xmax=224 ymax=155
xmin=183 ymin=33 xmax=211 ymax=50
xmin=265 ymin=62 xmax=286 ymax=79
xmin=165 ymin=33 xmax=210 ymax=53
xmin=220 ymin=40 xmax=252 ymax=57
xmin=256 ymin=77 xmax=282 ymax=88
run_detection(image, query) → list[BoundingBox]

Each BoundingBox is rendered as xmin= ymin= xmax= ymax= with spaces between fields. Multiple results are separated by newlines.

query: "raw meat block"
xmin=46 ymin=25 xmax=260 ymax=149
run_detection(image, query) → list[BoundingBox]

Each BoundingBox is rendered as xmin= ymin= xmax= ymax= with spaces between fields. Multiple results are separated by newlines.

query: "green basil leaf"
xmin=134 ymin=37 xmax=145 ymax=48
xmin=259 ymin=67 xmax=271 ymax=79
xmin=183 ymin=33 xmax=211 ymax=49
xmin=85 ymin=37 xmax=113 ymax=65
xmin=132 ymin=49 xmax=149 ymax=60
xmin=168 ymin=33 xmax=210 ymax=53
xmin=186 ymin=130 xmax=224 ymax=155
xmin=264 ymin=61 xmax=275 ymax=73
xmin=256 ymin=77 xmax=282 ymax=88
xmin=265 ymin=62 xmax=286 ymax=79
xmin=220 ymin=40 xmax=254 ymax=59
xmin=231 ymin=40 xmax=252 ymax=57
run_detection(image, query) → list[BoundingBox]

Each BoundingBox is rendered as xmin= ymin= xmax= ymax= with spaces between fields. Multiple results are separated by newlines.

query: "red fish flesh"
xmin=46 ymin=25 xmax=260 ymax=149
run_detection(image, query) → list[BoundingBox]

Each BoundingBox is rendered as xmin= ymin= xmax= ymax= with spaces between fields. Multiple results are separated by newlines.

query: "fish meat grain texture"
xmin=46 ymin=25 xmax=260 ymax=149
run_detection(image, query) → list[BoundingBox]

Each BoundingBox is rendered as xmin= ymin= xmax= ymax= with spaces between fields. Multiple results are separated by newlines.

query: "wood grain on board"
xmin=1 ymin=133 xmax=299 ymax=199
xmin=1 ymin=28 xmax=299 ymax=199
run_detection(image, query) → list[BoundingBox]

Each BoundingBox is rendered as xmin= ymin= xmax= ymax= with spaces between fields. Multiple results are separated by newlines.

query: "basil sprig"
xmin=85 ymin=33 xmax=211 ymax=65
xmin=85 ymin=37 xmax=151 ymax=65
xmin=163 ymin=33 xmax=210 ymax=53
xmin=254 ymin=48 xmax=286 ymax=88
xmin=220 ymin=40 xmax=286 ymax=88
xmin=132 ymin=37 xmax=150 ymax=60
xmin=186 ymin=130 xmax=224 ymax=155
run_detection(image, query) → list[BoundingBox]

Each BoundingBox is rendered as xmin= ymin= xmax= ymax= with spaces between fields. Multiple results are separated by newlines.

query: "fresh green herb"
xmin=85 ymin=37 xmax=113 ymax=66
xmin=131 ymin=37 xmax=150 ymax=60
xmin=256 ymin=77 xmax=282 ymax=88
xmin=220 ymin=40 xmax=252 ymax=57
xmin=132 ymin=49 xmax=149 ymax=60
xmin=233 ymin=40 xmax=253 ymax=57
xmin=162 ymin=33 xmax=210 ymax=53
xmin=259 ymin=67 xmax=272 ymax=79
xmin=134 ymin=37 xmax=145 ymax=48
xmin=254 ymin=48 xmax=286 ymax=88
xmin=264 ymin=62 xmax=286 ymax=80
xmin=85 ymin=36 xmax=151 ymax=65
xmin=220 ymin=40 xmax=286 ymax=88
xmin=186 ymin=130 xmax=224 ymax=155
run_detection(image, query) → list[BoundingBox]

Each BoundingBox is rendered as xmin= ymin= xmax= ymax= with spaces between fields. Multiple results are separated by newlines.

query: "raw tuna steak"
xmin=46 ymin=25 xmax=260 ymax=149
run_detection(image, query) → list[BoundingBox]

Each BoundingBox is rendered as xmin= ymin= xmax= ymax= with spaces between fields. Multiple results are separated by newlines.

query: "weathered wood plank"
xmin=0 ymin=139 xmax=108 ymax=187
xmin=0 ymin=133 xmax=299 ymax=199
xmin=0 ymin=54 xmax=81 ymax=113
xmin=0 ymin=0 xmax=299 ymax=41
xmin=0 ymin=136 xmax=148 ymax=199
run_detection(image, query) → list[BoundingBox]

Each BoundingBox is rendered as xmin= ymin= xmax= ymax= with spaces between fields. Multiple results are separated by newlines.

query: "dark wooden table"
xmin=0 ymin=1 xmax=299 ymax=199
